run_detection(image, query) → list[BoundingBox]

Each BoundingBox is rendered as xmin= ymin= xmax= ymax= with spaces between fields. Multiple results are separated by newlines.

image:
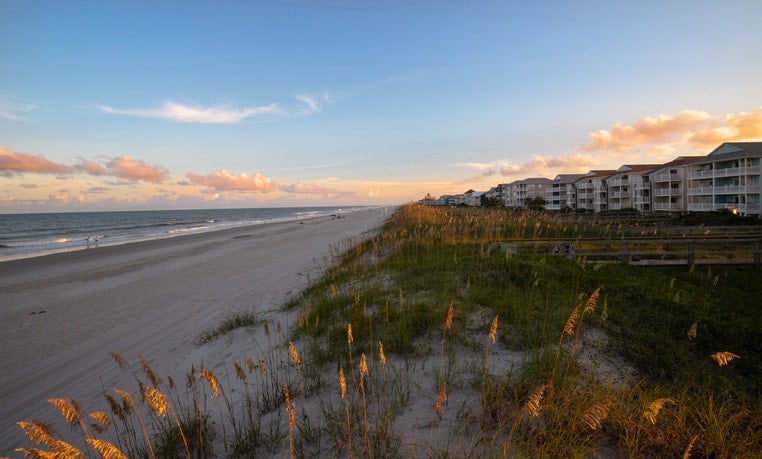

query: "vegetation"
xmin=16 ymin=204 xmax=762 ymax=457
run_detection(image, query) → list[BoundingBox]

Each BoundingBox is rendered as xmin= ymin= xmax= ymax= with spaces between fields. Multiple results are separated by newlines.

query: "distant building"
xmin=687 ymin=142 xmax=762 ymax=217
xmin=607 ymin=164 xmax=661 ymax=212
xmin=575 ymin=170 xmax=616 ymax=212
xmin=508 ymin=177 xmax=552 ymax=208
xmin=547 ymin=174 xmax=587 ymax=211
xmin=648 ymin=156 xmax=704 ymax=214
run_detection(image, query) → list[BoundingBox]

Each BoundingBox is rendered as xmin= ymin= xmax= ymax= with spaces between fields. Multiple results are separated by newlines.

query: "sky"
xmin=1 ymin=0 xmax=762 ymax=213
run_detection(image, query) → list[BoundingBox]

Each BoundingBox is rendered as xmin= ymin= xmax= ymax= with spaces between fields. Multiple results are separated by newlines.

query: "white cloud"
xmin=97 ymin=100 xmax=283 ymax=124
xmin=0 ymin=95 xmax=35 ymax=121
xmin=294 ymin=91 xmax=334 ymax=116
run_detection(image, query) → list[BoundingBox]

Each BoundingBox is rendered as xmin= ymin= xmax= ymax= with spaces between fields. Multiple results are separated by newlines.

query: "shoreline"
xmin=0 ymin=207 xmax=391 ymax=454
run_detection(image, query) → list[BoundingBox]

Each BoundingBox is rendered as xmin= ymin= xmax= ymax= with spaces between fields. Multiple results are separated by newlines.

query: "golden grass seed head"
xmin=521 ymin=384 xmax=548 ymax=418
xmin=444 ymin=302 xmax=454 ymax=331
xmin=682 ymin=434 xmax=699 ymax=459
xmin=434 ymin=381 xmax=447 ymax=415
xmin=234 ymin=361 xmax=247 ymax=382
xmin=563 ymin=307 xmax=581 ymax=336
xmin=710 ymin=351 xmax=740 ymax=367
xmin=489 ymin=315 xmax=499 ymax=344
xmin=142 ymin=386 xmax=168 ymax=417
xmin=288 ymin=341 xmax=301 ymax=365
xmin=86 ymin=438 xmax=127 ymax=459
xmin=688 ymin=321 xmax=698 ymax=340
xmin=339 ymin=367 xmax=347 ymax=399
xmin=88 ymin=411 xmax=112 ymax=434
xmin=347 ymin=323 xmax=354 ymax=345
xmin=359 ymin=353 xmax=369 ymax=379
xmin=109 ymin=352 xmax=127 ymax=370
xmin=259 ymin=359 xmax=267 ymax=376
xmin=643 ymin=397 xmax=675 ymax=425
xmin=47 ymin=398 xmax=83 ymax=425
xmin=583 ymin=287 xmax=601 ymax=315
xmin=246 ymin=357 xmax=255 ymax=372
xmin=378 ymin=341 xmax=387 ymax=365
xmin=581 ymin=396 xmax=615 ymax=430
xmin=199 ymin=369 xmax=220 ymax=397
xmin=17 ymin=420 xmax=55 ymax=447
xmin=137 ymin=353 xmax=163 ymax=387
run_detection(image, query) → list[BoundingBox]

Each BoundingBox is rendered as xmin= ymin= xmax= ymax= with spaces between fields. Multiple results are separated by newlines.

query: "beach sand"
xmin=0 ymin=208 xmax=389 ymax=454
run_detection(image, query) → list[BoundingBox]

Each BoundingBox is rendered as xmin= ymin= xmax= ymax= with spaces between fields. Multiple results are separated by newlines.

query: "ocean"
xmin=0 ymin=206 xmax=372 ymax=262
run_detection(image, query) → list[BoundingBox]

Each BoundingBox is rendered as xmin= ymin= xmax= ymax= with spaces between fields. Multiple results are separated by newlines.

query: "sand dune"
xmin=0 ymin=208 xmax=389 ymax=454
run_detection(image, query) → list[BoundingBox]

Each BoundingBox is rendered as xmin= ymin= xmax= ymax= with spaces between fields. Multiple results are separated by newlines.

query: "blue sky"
xmin=1 ymin=1 xmax=761 ymax=212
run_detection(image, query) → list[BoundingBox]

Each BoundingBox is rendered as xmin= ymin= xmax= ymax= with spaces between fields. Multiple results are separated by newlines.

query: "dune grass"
xmin=16 ymin=204 xmax=762 ymax=458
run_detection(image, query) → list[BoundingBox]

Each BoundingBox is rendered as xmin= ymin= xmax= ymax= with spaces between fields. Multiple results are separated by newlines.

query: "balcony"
xmin=653 ymin=187 xmax=681 ymax=196
xmin=688 ymin=166 xmax=761 ymax=179
xmin=651 ymin=172 xmax=684 ymax=182
xmin=652 ymin=202 xmax=685 ymax=211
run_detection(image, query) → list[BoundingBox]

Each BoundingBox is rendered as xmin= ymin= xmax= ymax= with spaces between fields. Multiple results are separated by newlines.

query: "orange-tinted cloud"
xmin=76 ymin=160 xmax=107 ymax=175
xmin=584 ymin=110 xmax=713 ymax=152
xmin=688 ymin=107 xmax=762 ymax=147
xmin=107 ymin=156 xmax=169 ymax=182
xmin=583 ymin=107 xmax=762 ymax=158
xmin=0 ymin=146 xmax=74 ymax=175
xmin=186 ymin=169 xmax=276 ymax=192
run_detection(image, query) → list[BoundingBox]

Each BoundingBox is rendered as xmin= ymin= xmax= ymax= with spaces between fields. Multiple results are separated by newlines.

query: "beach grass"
xmin=16 ymin=204 xmax=762 ymax=458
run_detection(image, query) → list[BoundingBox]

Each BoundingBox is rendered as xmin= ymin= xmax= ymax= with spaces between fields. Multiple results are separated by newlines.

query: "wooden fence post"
xmin=688 ymin=242 xmax=695 ymax=270
xmin=755 ymin=241 xmax=761 ymax=266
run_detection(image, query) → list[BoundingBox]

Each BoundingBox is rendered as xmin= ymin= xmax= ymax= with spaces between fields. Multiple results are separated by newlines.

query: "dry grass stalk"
xmin=339 ymin=367 xmax=347 ymax=399
xmin=259 ymin=358 xmax=267 ymax=376
xmin=563 ymin=307 xmax=581 ymax=336
xmin=17 ymin=420 xmax=55 ymax=448
xmin=288 ymin=341 xmax=301 ymax=365
xmin=444 ymin=301 xmax=454 ymax=331
xmin=109 ymin=352 xmax=127 ymax=369
xmin=359 ymin=353 xmax=369 ymax=379
xmin=583 ymin=287 xmax=601 ymax=314
xmin=234 ymin=361 xmax=247 ymax=382
xmin=245 ymin=357 xmax=255 ymax=372
xmin=142 ymin=386 xmax=168 ymax=417
xmin=682 ymin=434 xmax=699 ymax=459
xmin=88 ymin=411 xmax=112 ymax=433
xmin=521 ymin=384 xmax=548 ymax=417
xmin=489 ymin=315 xmax=499 ymax=344
xmin=643 ymin=397 xmax=675 ymax=425
xmin=710 ymin=351 xmax=740 ymax=367
xmin=86 ymin=438 xmax=127 ymax=459
xmin=434 ymin=381 xmax=447 ymax=415
xmin=200 ymin=369 xmax=221 ymax=397
xmin=347 ymin=323 xmax=354 ymax=346
xmin=581 ymin=396 xmax=615 ymax=430
xmin=47 ymin=398 xmax=83 ymax=425
xmin=688 ymin=321 xmax=698 ymax=340
xmin=378 ymin=341 xmax=387 ymax=365
xmin=137 ymin=353 xmax=162 ymax=387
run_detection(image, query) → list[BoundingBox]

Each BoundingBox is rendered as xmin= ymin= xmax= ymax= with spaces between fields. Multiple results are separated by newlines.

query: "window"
xmin=670 ymin=169 xmax=678 ymax=174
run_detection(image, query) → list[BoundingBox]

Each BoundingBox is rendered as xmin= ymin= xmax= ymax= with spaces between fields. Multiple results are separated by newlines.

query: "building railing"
xmin=688 ymin=185 xmax=758 ymax=195
xmin=651 ymin=172 xmax=684 ymax=182
xmin=689 ymin=166 xmax=760 ymax=179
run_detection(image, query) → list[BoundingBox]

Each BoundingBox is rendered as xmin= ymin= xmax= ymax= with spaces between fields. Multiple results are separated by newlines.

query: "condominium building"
xmin=508 ymin=177 xmax=553 ymax=208
xmin=607 ymin=165 xmax=661 ymax=212
xmin=687 ymin=142 xmax=762 ymax=217
xmin=575 ymin=170 xmax=616 ymax=212
xmin=547 ymin=174 xmax=587 ymax=211
xmin=648 ymin=156 xmax=704 ymax=214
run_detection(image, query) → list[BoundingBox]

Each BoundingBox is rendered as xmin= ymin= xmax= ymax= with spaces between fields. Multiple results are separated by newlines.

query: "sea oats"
xmin=245 ymin=357 xmax=255 ymax=372
xmin=688 ymin=321 xmax=698 ymax=340
xmin=710 ymin=351 xmax=740 ymax=367
xmin=378 ymin=341 xmax=387 ymax=365
xmin=17 ymin=420 xmax=55 ymax=447
xmin=434 ymin=381 xmax=447 ymax=415
xmin=109 ymin=352 xmax=127 ymax=369
xmin=347 ymin=323 xmax=354 ymax=345
xmin=643 ymin=397 xmax=675 ymax=425
xmin=563 ymin=307 xmax=580 ymax=336
xmin=583 ymin=287 xmax=601 ymax=314
xmin=339 ymin=367 xmax=347 ymax=399
xmin=89 ymin=411 xmax=112 ymax=433
xmin=200 ymin=369 xmax=220 ymax=397
xmin=234 ymin=361 xmax=247 ymax=382
xmin=259 ymin=359 xmax=267 ymax=376
xmin=521 ymin=384 xmax=548 ymax=417
xmin=489 ymin=315 xmax=499 ymax=344
xmin=137 ymin=353 xmax=162 ymax=387
xmin=581 ymin=396 xmax=615 ymax=430
xmin=142 ymin=386 xmax=168 ymax=417
xmin=87 ymin=438 xmax=127 ymax=459
xmin=359 ymin=353 xmax=369 ymax=381
xmin=444 ymin=302 xmax=454 ymax=331
xmin=48 ymin=398 xmax=83 ymax=425
xmin=682 ymin=434 xmax=699 ymax=459
xmin=288 ymin=341 xmax=301 ymax=365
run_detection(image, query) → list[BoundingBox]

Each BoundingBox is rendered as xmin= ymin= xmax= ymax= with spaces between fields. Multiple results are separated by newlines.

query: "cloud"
xmin=583 ymin=107 xmax=762 ymax=156
xmin=0 ymin=95 xmax=34 ymax=121
xmin=97 ymin=100 xmax=283 ymax=124
xmin=75 ymin=160 xmax=107 ymax=175
xmin=295 ymin=92 xmax=333 ymax=116
xmin=186 ymin=169 xmax=276 ymax=192
xmin=107 ymin=156 xmax=169 ymax=182
xmin=368 ymin=188 xmax=380 ymax=198
xmin=457 ymin=152 xmax=599 ymax=183
xmin=278 ymin=182 xmax=354 ymax=197
xmin=688 ymin=107 xmax=762 ymax=147
xmin=0 ymin=146 xmax=74 ymax=176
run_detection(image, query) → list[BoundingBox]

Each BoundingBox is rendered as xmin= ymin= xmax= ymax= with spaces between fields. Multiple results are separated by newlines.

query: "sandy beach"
xmin=0 ymin=208 xmax=389 ymax=454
